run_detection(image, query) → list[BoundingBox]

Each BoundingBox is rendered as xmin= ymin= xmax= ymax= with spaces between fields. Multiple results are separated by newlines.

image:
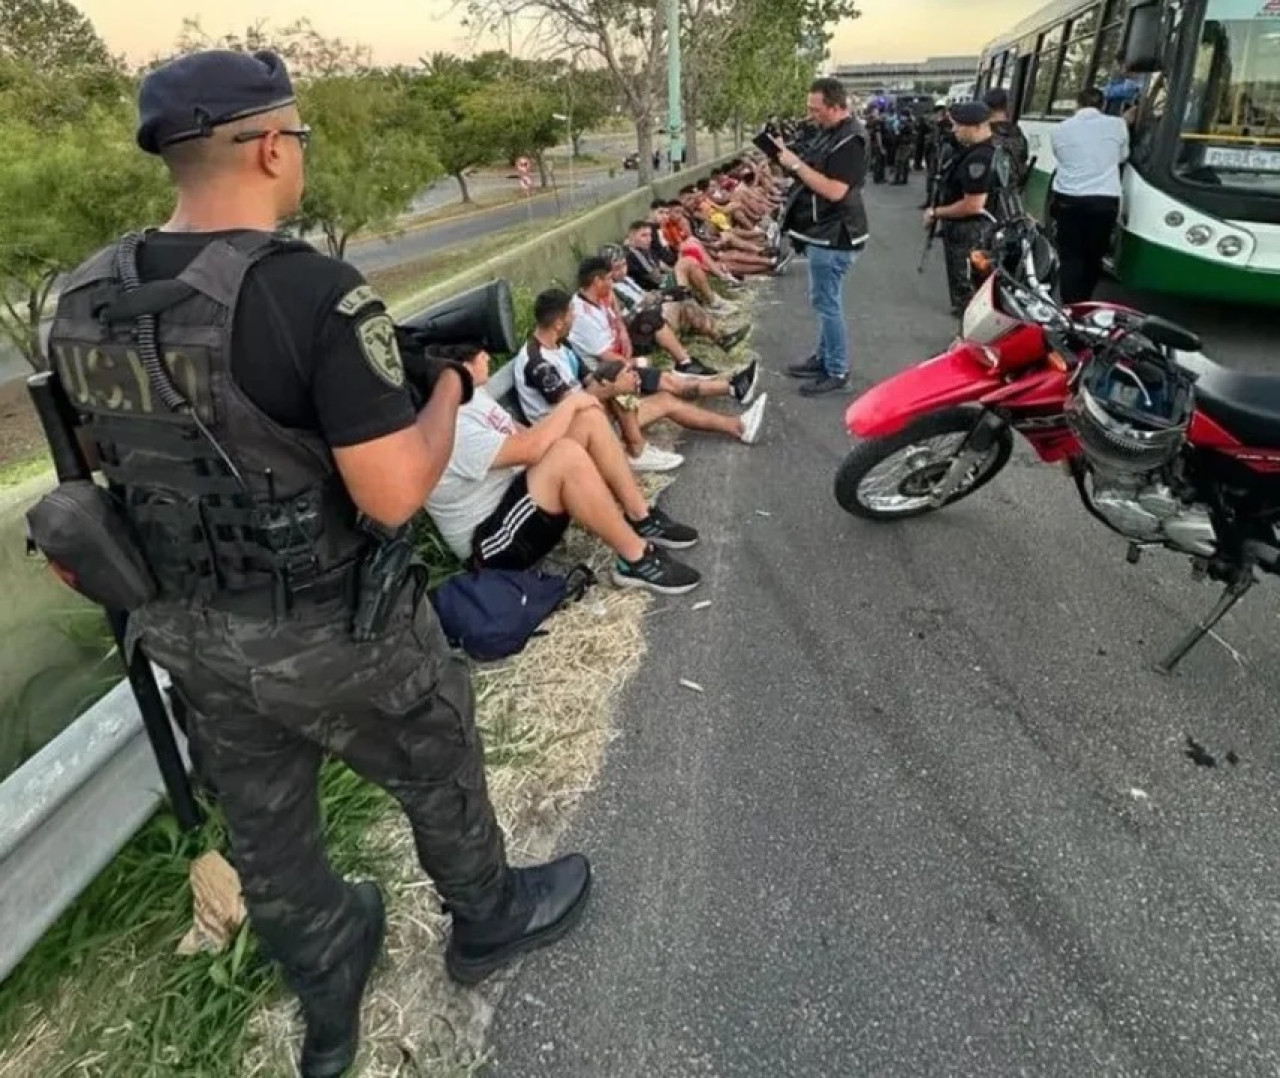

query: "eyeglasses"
xmin=232 ymin=124 xmax=312 ymax=152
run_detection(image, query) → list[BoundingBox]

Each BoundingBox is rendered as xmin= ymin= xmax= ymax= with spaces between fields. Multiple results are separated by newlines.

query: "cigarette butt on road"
xmin=755 ymin=510 xmax=773 ymax=517
xmin=679 ymin=678 xmax=705 ymax=694
xmin=691 ymin=601 xmax=712 ymax=612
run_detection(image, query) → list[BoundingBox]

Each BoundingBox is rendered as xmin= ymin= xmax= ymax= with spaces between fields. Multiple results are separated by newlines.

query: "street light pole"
xmin=666 ymin=0 xmax=683 ymax=172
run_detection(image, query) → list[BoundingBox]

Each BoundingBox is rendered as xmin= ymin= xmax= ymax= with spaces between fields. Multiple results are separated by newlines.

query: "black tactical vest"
xmin=782 ymin=115 xmax=870 ymax=251
xmin=46 ymin=231 xmax=370 ymax=609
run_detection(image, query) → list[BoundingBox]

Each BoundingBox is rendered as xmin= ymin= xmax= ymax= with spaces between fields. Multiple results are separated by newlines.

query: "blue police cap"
xmin=136 ymin=49 xmax=297 ymax=155
xmin=949 ymin=101 xmax=991 ymax=127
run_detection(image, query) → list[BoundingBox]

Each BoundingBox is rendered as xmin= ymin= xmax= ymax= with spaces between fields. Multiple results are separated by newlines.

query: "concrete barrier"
xmin=0 ymin=151 xmax=740 ymax=985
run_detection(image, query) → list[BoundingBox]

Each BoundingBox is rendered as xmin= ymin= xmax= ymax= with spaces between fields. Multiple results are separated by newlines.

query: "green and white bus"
xmin=976 ymin=0 xmax=1280 ymax=305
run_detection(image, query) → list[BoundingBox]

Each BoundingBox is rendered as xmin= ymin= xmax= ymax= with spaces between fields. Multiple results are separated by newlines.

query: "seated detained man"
xmin=564 ymin=263 xmax=768 ymax=448
xmin=605 ymin=235 xmax=751 ymax=360
xmin=425 ymin=344 xmax=701 ymax=595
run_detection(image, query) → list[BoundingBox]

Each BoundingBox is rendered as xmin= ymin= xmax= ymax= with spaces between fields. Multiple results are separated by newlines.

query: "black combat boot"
xmin=444 ymin=853 xmax=592 ymax=986
xmin=295 ymin=881 xmax=387 ymax=1078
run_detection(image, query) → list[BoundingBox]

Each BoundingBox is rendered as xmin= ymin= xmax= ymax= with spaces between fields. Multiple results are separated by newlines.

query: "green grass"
xmin=0 ymin=453 xmax=50 ymax=490
xmin=0 ymin=763 xmax=398 ymax=1078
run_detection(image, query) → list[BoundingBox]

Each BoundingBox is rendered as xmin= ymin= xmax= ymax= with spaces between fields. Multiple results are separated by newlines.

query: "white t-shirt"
xmin=425 ymin=387 xmax=523 ymax=560
xmin=512 ymin=337 xmax=587 ymax=424
xmin=568 ymin=293 xmax=621 ymax=362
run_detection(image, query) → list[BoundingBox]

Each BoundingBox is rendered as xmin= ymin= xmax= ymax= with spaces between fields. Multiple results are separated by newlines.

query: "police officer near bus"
xmin=924 ymin=100 xmax=1005 ymax=316
xmin=983 ymin=88 xmax=1031 ymax=189
xmin=44 ymin=49 xmax=589 ymax=1078
xmin=920 ymin=104 xmax=955 ymax=210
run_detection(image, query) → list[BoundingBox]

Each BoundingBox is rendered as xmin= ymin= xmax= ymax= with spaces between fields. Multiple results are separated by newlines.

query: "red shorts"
xmin=680 ymin=242 xmax=707 ymax=267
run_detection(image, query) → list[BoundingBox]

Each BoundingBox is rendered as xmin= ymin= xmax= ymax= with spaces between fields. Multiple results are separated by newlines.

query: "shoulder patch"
xmin=968 ymin=159 xmax=989 ymax=179
xmin=355 ymin=312 xmax=405 ymax=389
xmin=336 ymin=284 xmax=380 ymax=318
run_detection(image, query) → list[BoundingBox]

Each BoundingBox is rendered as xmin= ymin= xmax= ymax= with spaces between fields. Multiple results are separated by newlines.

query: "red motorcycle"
xmin=835 ymin=217 xmax=1280 ymax=674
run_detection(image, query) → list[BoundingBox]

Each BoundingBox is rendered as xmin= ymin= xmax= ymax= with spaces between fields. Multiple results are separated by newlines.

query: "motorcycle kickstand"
xmin=1154 ymin=572 xmax=1255 ymax=676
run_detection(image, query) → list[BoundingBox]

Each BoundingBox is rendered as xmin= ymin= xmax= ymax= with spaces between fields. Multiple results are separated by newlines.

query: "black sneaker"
xmin=630 ymin=506 xmax=699 ymax=550
xmin=715 ymin=325 xmax=751 ymax=352
xmin=730 ymin=360 xmax=761 ymax=405
xmin=799 ymin=373 xmax=851 ymax=397
xmin=785 ymin=354 xmax=823 ymax=379
xmin=445 ymin=855 xmax=592 ymax=987
xmin=612 ymin=545 xmax=701 ymax=595
xmin=675 ymin=358 xmax=720 ymax=379
xmin=296 ymin=881 xmax=386 ymax=1078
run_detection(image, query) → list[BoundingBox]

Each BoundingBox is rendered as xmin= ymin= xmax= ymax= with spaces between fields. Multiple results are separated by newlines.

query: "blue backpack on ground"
xmin=429 ymin=564 xmax=596 ymax=662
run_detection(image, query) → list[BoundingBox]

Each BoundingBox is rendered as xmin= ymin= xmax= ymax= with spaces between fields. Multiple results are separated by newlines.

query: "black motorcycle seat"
xmin=1177 ymin=353 xmax=1280 ymax=448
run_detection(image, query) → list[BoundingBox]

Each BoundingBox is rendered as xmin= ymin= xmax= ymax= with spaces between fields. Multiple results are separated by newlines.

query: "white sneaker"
xmin=739 ymin=394 xmax=768 ymax=445
xmin=630 ymin=443 xmax=685 ymax=472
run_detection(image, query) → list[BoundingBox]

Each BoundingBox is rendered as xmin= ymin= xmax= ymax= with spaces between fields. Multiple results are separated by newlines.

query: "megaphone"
xmin=399 ymin=279 xmax=518 ymax=356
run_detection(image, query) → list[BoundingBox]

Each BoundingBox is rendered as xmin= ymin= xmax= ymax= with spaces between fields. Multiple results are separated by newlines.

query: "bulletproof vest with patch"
xmin=46 ymin=231 xmax=370 ymax=604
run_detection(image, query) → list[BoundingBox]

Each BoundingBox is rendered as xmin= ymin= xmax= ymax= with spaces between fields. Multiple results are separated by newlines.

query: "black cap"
xmin=136 ymin=49 xmax=297 ymax=155
xmin=949 ymin=101 xmax=991 ymax=126
xmin=983 ymin=88 xmax=1009 ymax=110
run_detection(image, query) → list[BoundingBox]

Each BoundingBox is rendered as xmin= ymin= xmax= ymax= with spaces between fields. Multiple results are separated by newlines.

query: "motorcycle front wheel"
xmin=834 ymin=406 xmax=1013 ymax=521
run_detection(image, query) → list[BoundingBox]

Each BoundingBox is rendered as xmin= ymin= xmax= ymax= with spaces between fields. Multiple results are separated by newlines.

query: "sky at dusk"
xmin=75 ymin=0 xmax=1035 ymax=68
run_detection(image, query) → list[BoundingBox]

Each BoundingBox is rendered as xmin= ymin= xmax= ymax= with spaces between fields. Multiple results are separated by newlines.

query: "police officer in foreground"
xmin=45 ymin=50 xmax=589 ymax=1078
xmin=924 ymin=100 xmax=1005 ymax=316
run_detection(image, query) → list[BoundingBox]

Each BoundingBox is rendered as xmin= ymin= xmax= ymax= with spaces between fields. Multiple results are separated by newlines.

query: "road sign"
xmin=519 ymin=173 xmax=534 ymax=191
xmin=516 ymin=156 xmax=531 ymax=174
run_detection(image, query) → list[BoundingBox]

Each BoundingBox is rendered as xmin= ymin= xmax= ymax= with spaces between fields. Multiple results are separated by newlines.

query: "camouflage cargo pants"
xmin=130 ymin=582 xmax=507 ymax=980
xmin=892 ymin=142 xmax=913 ymax=184
xmin=940 ymin=217 xmax=995 ymax=313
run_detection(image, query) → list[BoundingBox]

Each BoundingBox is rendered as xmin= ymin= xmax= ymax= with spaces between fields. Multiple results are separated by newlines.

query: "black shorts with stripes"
xmin=470 ymin=473 xmax=571 ymax=571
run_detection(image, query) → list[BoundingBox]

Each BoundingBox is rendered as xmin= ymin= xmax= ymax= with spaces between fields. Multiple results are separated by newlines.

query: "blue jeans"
xmin=807 ymin=246 xmax=862 ymax=379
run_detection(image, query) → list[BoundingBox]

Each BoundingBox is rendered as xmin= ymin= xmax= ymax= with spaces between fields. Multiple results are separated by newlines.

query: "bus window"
xmin=1052 ymin=6 xmax=1101 ymax=114
xmin=1175 ymin=0 xmax=1280 ymax=195
xmin=997 ymin=50 xmax=1016 ymax=91
xmin=1028 ymin=25 xmax=1066 ymax=114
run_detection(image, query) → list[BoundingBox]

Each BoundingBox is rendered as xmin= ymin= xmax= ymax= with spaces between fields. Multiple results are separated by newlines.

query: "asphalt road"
xmin=344 ymin=171 xmax=640 ymax=276
xmin=483 ymin=180 xmax=1280 ymax=1077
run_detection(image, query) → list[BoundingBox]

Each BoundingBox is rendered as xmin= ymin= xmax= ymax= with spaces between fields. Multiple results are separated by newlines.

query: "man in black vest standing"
xmin=44 ymin=49 xmax=589 ymax=1078
xmin=774 ymin=77 xmax=870 ymax=397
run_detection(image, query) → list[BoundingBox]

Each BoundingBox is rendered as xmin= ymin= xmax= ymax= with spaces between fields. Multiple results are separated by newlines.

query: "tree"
xmin=697 ymin=0 xmax=859 ymax=145
xmin=0 ymin=107 xmax=171 ymax=369
xmin=295 ymin=73 xmax=442 ymax=258
xmin=464 ymin=75 xmax=563 ymax=187
xmin=555 ymin=64 xmax=616 ymax=158
xmin=0 ymin=0 xmax=114 ymax=72
xmin=466 ymin=0 xmax=668 ymax=185
xmin=411 ymin=54 xmax=499 ymax=204
xmin=172 ymin=21 xmax=442 ymax=258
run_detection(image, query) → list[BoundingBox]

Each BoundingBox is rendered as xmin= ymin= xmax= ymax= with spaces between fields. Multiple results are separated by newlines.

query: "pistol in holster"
xmin=351 ymin=517 xmax=422 ymax=642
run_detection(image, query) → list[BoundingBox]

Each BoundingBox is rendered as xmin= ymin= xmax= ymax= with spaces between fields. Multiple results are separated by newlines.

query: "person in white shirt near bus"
xmin=1049 ymin=86 xmax=1130 ymax=304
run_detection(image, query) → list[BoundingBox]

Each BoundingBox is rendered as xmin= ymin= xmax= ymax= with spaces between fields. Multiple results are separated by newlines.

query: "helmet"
xmin=1066 ymin=341 xmax=1195 ymax=473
